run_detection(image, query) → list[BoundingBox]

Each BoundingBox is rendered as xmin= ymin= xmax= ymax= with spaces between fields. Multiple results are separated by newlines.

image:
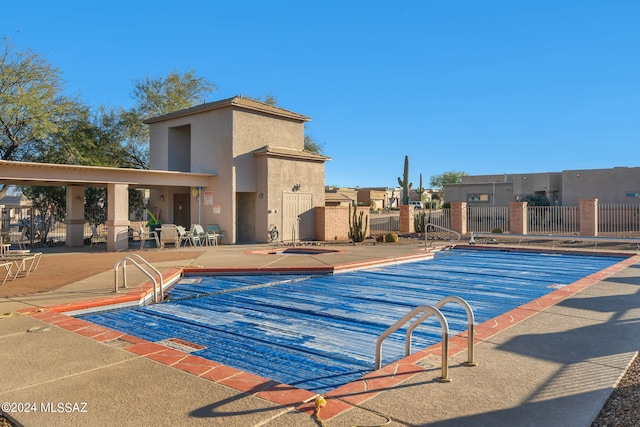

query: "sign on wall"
xmin=204 ymin=191 xmax=214 ymax=206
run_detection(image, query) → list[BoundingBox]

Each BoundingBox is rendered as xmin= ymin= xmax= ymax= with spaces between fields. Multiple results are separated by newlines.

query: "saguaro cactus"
xmin=397 ymin=155 xmax=412 ymax=205
xmin=415 ymin=173 xmax=425 ymax=202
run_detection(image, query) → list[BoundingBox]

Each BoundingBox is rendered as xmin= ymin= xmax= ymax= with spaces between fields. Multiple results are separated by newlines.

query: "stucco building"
xmin=443 ymin=167 xmax=640 ymax=206
xmin=144 ymin=96 xmax=330 ymax=244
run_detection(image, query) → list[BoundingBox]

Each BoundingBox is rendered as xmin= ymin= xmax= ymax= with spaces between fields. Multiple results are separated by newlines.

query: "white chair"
xmin=0 ymin=252 xmax=42 ymax=279
xmin=190 ymin=224 xmax=206 ymax=246
xmin=1 ymin=262 xmax=14 ymax=285
xmin=176 ymin=225 xmax=191 ymax=247
xmin=139 ymin=226 xmax=159 ymax=249
xmin=8 ymin=227 xmax=30 ymax=250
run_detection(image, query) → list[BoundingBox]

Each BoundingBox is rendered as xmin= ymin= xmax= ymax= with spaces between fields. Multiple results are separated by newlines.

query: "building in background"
xmin=443 ymin=167 xmax=640 ymax=206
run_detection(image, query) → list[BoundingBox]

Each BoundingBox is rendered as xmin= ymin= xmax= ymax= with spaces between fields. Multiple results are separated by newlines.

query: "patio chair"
xmin=205 ymin=225 xmax=220 ymax=246
xmin=190 ymin=224 xmax=206 ymax=246
xmin=90 ymin=225 xmax=107 ymax=247
xmin=207 ymin=224 xmax=226 ymax=244
xmin=139 ymin=226 xmax=159 ymax=249
xmin=176 ymin=225 xmax=191 ymax=247
xmin=1 ymin=261 xmax=13 ymax=285
xmin=159 ymin=224 xmax=180 ymax=249
xmin=9 ymin=228 xmax=29 ymax=250
xmin=0 ymin=252 xmax=42 ymax=279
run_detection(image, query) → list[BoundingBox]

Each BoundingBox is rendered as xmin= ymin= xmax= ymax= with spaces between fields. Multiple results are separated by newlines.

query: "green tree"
xmin=31 ymin=103 xmax=138 ymax=168
xmin=429 ymin=171 xmax=468 ymax=190
xmin=0 ymin=37 xmax=76 ymax=197
xmin=303 ymin=134 xmax=324 ymax=154
xmin=20 ymin=185 xmax=65 ymax=244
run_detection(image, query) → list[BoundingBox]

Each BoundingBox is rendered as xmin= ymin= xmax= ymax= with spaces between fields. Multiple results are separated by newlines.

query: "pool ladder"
xmin=375 ymin=296 xmax=476 ymax=382
xmin=114 ymin=254 xmax=164 ymax=303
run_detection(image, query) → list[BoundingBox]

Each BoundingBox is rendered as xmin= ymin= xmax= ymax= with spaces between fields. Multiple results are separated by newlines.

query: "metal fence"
xmin=598 ymin=204 xmax=640 ymax=236
xmin=424 ymin=209 xmax=451 ymax=230
xmin=369 ymin=209 xmax=452 ymax=234
xmin=369 ymin=212 xmax=400 ymax=233
xmin=7 ymin=203 xmax=640 ymax=245
xmin=3 ymin=205 xmax=122 ymax=246
xmin=467 ymin=207 xmax=509 ymax=233
xmin=527 ymin=206 xmax=580 ymax=235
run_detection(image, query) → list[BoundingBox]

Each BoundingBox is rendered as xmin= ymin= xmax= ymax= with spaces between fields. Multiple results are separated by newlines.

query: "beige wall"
xmin=232 ymin=109 xmax=305 ymax=192
xmin=358 ymin=189 xmax=386 ymax=209
xmin=262 ymin=155 xmax=326 ymax=242
xmin=562 ymin=167 xmax=640 ymax=206
xmin=147 ymin=97 xmax=327 ymax=244
xmin=148 ymin=109 xmax=233 ymax=230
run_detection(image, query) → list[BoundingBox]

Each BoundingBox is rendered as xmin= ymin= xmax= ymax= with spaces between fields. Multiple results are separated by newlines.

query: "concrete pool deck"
xmin=1 ymin=242 xmax=639 ymax=426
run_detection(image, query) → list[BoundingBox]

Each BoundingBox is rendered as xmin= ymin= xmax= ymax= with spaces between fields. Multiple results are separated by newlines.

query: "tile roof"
xmin=252 ymin=145 xmax=331 ymax=162
xmin=143 ymin=96 xmax=311 ymax=124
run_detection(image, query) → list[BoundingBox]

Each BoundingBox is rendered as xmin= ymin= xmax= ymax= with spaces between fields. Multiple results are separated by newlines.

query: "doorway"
xmin=236 ymin=192 xmax=256 ymax=243
xmin=173 ymin=193 xmax=190 ymax=227
xmin=282 ymin=192 xmax=313 ymax=241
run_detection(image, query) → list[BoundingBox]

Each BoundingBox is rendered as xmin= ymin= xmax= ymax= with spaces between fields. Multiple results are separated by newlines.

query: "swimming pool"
xmin=80 ymin=248 xmax=625 ymax=393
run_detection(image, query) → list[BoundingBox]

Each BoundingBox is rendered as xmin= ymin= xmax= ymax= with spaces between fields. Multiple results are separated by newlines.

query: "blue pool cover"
xmin=80 ymin=248 xmax=625 ymax=393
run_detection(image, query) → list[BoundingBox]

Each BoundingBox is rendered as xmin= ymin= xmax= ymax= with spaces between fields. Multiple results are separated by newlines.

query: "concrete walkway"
xmin=1 ymin=243 xmax=639 ymax=426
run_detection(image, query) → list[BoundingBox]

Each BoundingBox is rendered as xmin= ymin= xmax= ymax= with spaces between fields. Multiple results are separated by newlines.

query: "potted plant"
xmin=145 ymin=209 xmax=162 ymax=234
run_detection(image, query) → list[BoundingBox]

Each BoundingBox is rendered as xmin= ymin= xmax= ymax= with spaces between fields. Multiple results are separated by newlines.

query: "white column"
xmin=106 ymin=183 xmax=130 ymax=251
xmin=65 ymin=186 xmax=86 ymax=247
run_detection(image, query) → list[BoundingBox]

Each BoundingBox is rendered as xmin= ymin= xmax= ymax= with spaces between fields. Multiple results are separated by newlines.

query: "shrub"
xmin=491 ymin=228 xmax=503 ymax=233
xmin=520 ymin=194 xmax=550 ymax=206
xmin=385 ymin=232 xmax=399 ymax=243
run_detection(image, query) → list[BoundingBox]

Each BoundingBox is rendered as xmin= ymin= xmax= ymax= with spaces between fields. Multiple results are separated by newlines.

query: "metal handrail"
xmin=425 ymin=223 xmax=461 ymax=248
xmin=375 ymin=305 xmax=451 ymax=382
xmin=433 ymin=296 xmax=476 ymax=366
xmin=114 ymin=254 xmax=164 ymax=303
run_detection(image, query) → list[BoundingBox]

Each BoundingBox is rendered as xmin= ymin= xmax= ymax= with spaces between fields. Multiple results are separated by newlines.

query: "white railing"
xmin=598 ymin=204 xmax=640 ymax=236
xmin=467 ymin=207 xmax=509 ymax=233
xmin=527 ymin=206 xmax=579 ymax=235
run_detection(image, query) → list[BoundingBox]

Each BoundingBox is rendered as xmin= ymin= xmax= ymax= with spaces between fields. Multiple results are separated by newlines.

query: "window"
xmin=467 ymin=194 xmax=489 ymax=202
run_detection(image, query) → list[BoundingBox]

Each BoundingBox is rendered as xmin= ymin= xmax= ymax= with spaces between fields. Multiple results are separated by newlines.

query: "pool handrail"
xmin=375 ymin=305 xmax=451 ymax=382
xmin=425 ymin=223 xmax=461 ymax=247
xmin=432 ymin=296 xmax=477 ymax=366
xmin=114 ymin=254 xmax=164 ymax=303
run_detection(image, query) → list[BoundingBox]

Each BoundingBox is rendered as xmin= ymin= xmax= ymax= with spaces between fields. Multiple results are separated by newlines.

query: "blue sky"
xmin=5 ymin=1 xmax=639 ymax=188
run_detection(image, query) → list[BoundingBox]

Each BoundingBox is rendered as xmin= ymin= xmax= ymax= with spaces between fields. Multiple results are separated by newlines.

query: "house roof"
xmin=252 ymin=146 xmax=331 ymax=163
xmin=324 ymin=192 xmax=353 ymax=203
xmin=143 ymin=96 xmax=311 ymax=124
xmin=0 ymin=195 xmax=31 ymax=207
